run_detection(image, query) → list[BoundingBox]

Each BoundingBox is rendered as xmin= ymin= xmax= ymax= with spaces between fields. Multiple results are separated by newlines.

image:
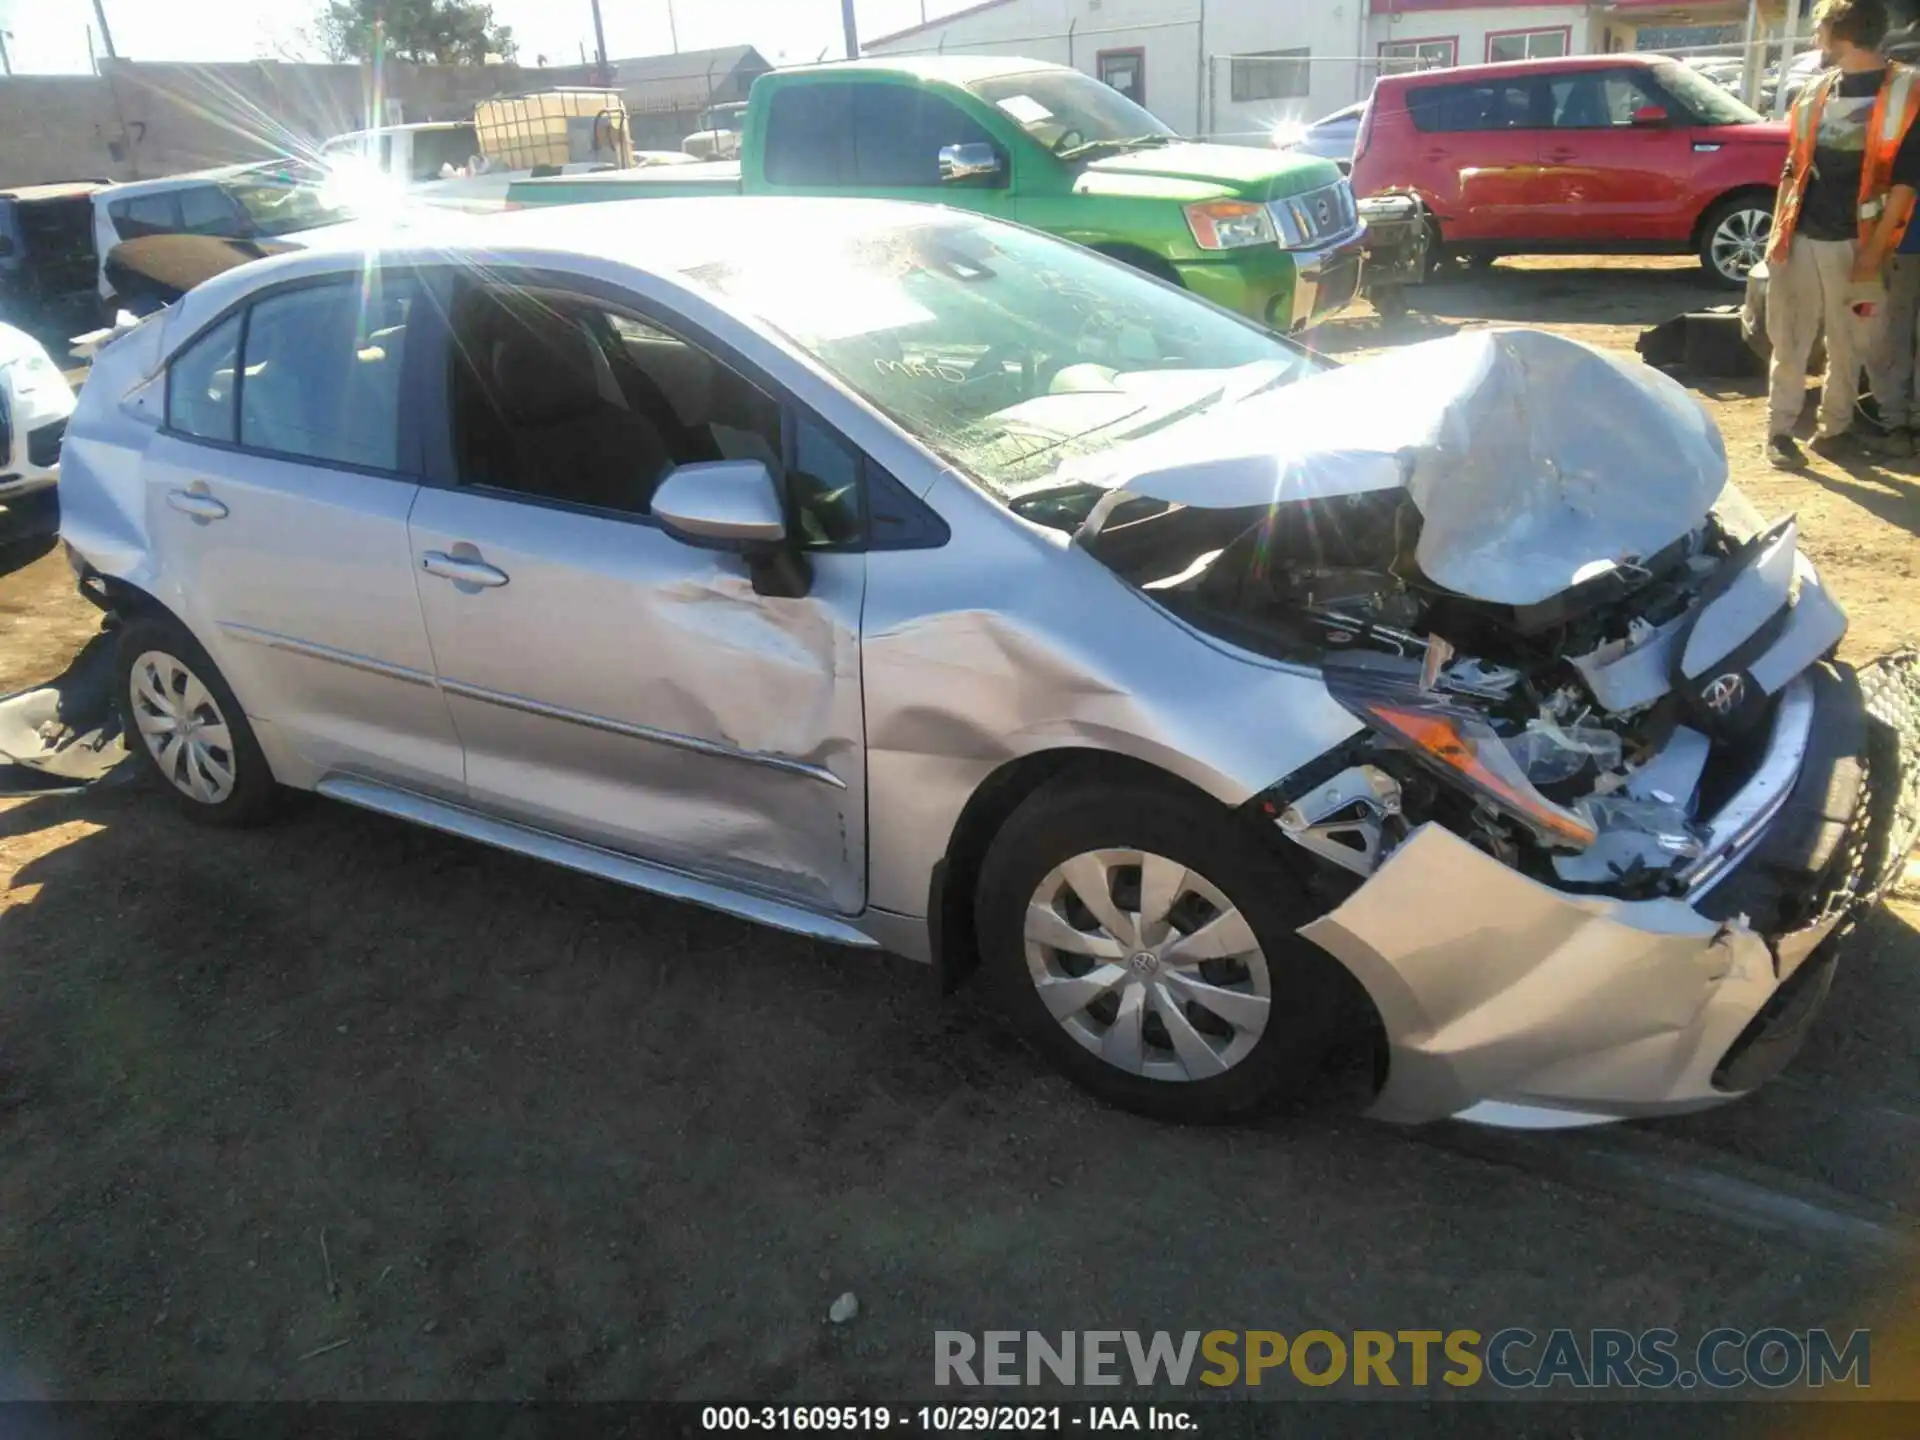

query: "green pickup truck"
xmin=506 ymin=56 xmax=1366 ymax=333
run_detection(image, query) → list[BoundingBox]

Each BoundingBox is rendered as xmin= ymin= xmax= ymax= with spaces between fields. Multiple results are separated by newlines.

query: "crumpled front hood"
xmin=1065 ymin=329 xmax=1728 ymax=607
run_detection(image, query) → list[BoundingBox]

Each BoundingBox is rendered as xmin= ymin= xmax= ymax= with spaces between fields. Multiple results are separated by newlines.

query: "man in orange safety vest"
xmin=1764 ymin=0 xmax=1920 ymax=467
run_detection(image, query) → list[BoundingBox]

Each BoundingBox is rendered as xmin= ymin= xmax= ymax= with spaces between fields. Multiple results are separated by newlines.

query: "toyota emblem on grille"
xmin=1702 ymin=673 xmax=1746 ymax=715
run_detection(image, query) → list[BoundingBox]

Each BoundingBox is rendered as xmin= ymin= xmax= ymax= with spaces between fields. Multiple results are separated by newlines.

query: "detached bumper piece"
xmin=1710 ymin=650 xmax=1920 ymax=1092
xmin=1301 ymin=651 xmax=1920 ymax=1127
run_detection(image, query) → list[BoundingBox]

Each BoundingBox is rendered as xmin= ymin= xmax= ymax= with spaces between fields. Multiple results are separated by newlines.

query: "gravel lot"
xmin=1 ymin=260 xmax=1916 ymax=1408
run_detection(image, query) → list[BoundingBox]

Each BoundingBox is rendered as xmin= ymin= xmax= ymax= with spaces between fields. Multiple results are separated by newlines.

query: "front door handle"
xmin=1544 ymin=148 xmax=1577 ymax=163
xmin=166 ymin=487 xmax=228 ymax=520
xmin=421 ymin=550 xmax=510 ymax=588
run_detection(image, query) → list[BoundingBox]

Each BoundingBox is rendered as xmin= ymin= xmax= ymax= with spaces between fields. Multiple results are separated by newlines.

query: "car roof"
xmin=97 ymin=164 xmax=275 ymax=200
xmin=786 ymin=54 xmax=1073 ymax=86
xmin=1378 ymin=53 xmax=1668 ymax=90
xmin=0 ymin=181 xmax=109 ymax=202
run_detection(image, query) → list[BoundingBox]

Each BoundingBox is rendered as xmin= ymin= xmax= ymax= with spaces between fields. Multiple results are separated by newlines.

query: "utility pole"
xmin=588 ymin=0 xmax=610 ymax=84
xmin=92 ymin=0 xmax=119 ymax=60
xmin=0 ymin=31 xmax=12 ymax=77
xmin=666 ymin=0 xmax=680 ymax=54
xmin=841 ymin=0 xmax=859 ymax=58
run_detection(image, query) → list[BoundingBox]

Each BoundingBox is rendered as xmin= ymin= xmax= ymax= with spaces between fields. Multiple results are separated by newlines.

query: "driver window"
xmin=446 ymin=284 xmax=865 ymax=546
xmin=853 ymin=86 xmax=999 ymax=187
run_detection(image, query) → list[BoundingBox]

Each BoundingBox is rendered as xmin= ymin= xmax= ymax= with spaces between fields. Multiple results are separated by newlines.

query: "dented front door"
xmin=406 ymin=487 xmax=868 ymax=915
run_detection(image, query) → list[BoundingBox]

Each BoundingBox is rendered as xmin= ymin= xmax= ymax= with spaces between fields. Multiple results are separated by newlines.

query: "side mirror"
xmin=652 ymin=460 xmax=787 ymax=548
xmin=651 ymin=459 xmax=813 ymax=598
xmin=940 ymin=142 xmax=1004 ymax=183
xmin=1630 ymin=105 xmax=1670 ymax=127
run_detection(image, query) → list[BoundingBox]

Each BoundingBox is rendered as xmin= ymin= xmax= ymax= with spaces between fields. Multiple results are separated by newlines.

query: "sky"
xmin=0 ymin=0 xmax=972 ymax=74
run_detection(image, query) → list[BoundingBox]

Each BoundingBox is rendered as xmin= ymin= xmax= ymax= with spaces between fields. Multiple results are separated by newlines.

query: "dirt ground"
xmin=1 ymin=262 xmax=1917 ymax=1408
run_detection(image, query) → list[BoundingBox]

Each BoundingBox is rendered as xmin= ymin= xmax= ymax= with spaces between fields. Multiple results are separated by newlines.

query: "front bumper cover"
xmin=1301 ymin=652 xmax=1920 ymax=1127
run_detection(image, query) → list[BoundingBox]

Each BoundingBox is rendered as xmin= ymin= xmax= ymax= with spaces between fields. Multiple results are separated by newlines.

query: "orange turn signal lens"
xmin=1367 ymin=703 xmax=1599 ymax=849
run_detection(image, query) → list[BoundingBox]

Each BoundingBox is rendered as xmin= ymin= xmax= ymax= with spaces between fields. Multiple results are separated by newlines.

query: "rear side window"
xmin=764 ymin=85 xmax=856 ymax=185
xmin=852 ymin=85 xmax=998 ymax=186
xmin=111 ymin=193 xmax=184 ymax=239
xmin=177 ymin=185 xmax=246 ymax=237
xmin=165 ymin=311 xmax=243 ymax=442
xmin=238 ymin=277 xmax=418 ymax=470
xmin=1407 ymin=79 xmax=1541 ymax=133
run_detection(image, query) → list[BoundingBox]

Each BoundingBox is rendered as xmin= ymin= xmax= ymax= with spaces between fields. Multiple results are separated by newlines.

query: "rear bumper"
xmin=1302 ymin=654 xmax=1920 ymax=1127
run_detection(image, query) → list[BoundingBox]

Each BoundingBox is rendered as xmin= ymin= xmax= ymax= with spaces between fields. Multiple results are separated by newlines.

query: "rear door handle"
xmin=166 ymin=487 xmax=228 ymax=520
xmin=1545 ymin=148 xmax=1577 ymax=162
xmin=421 ymin=550 xmax=510 ymax=588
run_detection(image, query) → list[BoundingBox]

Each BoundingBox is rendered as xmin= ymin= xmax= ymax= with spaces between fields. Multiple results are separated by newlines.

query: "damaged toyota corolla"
xmin=52 ymin=197 xmax=1920 ymax=1128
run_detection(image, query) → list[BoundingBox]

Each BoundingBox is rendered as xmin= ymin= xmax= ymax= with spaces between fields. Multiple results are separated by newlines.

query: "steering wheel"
xmin=1052 ymin=128 xmax=1086 ymax=155
xmin=963 ymin=343 xmax=1039 ymax=404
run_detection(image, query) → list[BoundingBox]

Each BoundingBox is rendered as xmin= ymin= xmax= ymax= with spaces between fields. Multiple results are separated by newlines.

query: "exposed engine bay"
xmin=1027 ymin=330 xmax=1851 ymax=908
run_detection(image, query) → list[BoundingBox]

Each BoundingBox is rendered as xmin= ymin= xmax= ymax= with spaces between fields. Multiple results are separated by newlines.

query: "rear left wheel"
xmin=116 ymin=614 xmax=282 ymax=826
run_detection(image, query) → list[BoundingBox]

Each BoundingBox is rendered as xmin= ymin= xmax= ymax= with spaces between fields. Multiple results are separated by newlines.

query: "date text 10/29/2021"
xmin=701 ymin=1408 xmax=1192 ymax=1432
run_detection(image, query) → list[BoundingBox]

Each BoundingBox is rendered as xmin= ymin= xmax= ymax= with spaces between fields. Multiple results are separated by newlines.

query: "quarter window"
xmin=1407 ymin=78 xmax=1542 ymax=132
xmin=165 ymin=311 xmax=242 ymax=442
xmin=237 ymin=276 xmax=417 ymax=470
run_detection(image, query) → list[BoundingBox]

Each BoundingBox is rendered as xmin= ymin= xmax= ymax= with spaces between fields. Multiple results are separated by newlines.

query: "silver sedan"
xmin=56 ymin=197 xmax=1918 ymax=1127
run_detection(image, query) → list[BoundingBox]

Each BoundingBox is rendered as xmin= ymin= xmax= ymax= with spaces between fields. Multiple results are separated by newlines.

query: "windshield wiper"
xmin=1057 ymin=134 xmax=1176 ymax=161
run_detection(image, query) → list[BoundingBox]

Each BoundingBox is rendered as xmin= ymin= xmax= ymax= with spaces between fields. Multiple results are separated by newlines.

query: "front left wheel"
xmin=974 ymin=775 xmax=1355 ymax=1123
xmin=116 ymin=614 xmax=282 ymax=826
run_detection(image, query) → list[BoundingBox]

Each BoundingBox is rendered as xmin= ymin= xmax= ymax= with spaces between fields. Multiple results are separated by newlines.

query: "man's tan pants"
xmin=1766 ymin=235 xmax=1881 ymax=439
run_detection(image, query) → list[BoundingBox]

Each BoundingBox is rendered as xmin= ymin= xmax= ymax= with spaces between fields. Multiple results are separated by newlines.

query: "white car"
xmin=91 ymin=166 xmax=358 ymax=304
xmin=0 ymin=320 xmax=77 ymax=539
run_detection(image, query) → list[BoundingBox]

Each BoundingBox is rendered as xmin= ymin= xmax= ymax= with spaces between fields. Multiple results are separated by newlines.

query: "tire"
xmin=973 ymin=774 xmax=1352 ymax=1123
xmin=115 ymin=613 xmax=282 ymax=826
xmin=1370 ymin=285 xmax=1410 ymax=320
xmin=1699 ymin=194 xmax=1774 ymax=288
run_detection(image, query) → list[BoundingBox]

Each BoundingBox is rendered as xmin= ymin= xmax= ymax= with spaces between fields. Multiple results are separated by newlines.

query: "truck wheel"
xmin=973 ymin=774 xmax=1351 ymax=1123
xmin=1371 ymin=285 xmax=1410 ymax=320
xmin=1700 ymin=195 xmax=1773 ymax=288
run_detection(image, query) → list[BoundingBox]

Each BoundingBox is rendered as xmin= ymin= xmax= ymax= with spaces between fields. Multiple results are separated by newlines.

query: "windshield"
xmin=968 ymin=69 xmax=1177 ymax=155
xmin=681 ymin=213 xmax=1316 ymax=501
xmin=1654 ymin=60 xmax=1764 ymax=125
xmin=225 ymin=175 xmax=354 ymax=236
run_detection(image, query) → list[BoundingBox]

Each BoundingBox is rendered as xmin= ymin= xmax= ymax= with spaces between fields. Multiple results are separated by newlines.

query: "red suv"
xmin=1351 ymin=54 xmax=1788 ymax=286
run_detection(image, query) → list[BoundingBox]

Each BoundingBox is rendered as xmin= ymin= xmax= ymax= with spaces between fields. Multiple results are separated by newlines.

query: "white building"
xmin=862 ymin=0 xmax=1802 ymax=141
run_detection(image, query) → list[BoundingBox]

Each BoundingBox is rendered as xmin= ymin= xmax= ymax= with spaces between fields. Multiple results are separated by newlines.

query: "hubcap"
xmin=1023 ymin=849 xmax=1272 ymax=1083
xmin=1711 ymin=208 xmax=1771 ymax=282
xmin=129 ymin=650 xmax=237 ymax=804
